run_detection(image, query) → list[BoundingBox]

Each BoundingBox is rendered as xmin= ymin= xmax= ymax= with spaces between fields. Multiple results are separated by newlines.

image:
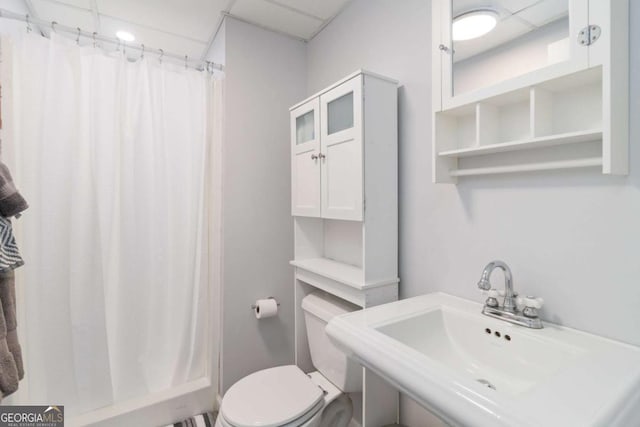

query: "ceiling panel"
xmin=452 ymin=0 xmax=540 ymax=17
xmin=39 ymin=0 xmax=92 ymax=9
xmin=231 ymin=0 xmax=323 ymax=40
xmin=9 ymin=0 xmax=354 ymax=62
xmin=31 ymin=0 xmax=96 ymax=32
xmin=266 ymin=0 xmax=350 ymax=20
xmin=515 ymin=0 xmax=568 ymax=27
xmin=99 ymin=14 xmax=207 ymax=60
xmin=498 ymin=0 xmax=544 ymax=14
xmin=96 ymin=0 xmax=227 ymax=42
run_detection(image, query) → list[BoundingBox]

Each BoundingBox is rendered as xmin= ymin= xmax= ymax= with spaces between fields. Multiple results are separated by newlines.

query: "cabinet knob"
xmin=318 ymin=153 xmax=326 ymax=160
xmin=311 ymin=154 xmax=318 ymax=160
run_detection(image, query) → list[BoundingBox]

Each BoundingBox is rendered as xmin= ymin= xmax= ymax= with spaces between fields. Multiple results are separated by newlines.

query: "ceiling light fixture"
xmin=452 ymin=9 xmax=498 ymax=41
xmin=115 ymin=31 xmax=135 ymax=42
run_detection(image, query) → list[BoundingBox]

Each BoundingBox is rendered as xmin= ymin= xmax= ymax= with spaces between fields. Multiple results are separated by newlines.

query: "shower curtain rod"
xmin=0 ymin=8 xmax=224 ymax=72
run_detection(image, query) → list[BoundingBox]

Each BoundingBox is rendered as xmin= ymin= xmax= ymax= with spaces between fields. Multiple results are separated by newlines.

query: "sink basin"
xmin=376 ymin=306 xmax=585 ymax=396
xmin=326 ymin=292 xmax=640 ymax=427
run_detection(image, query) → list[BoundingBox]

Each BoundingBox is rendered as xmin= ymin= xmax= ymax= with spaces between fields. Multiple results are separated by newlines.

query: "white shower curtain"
xmin=0 ymin=33 xmax=216 ymax=415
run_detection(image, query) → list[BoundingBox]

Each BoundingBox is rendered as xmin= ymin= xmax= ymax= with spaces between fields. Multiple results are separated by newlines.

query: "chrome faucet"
xmin=477 ymin=260 xmax=517 ymax=313
xmin=477 ymin=260 xmax=543 ymax=329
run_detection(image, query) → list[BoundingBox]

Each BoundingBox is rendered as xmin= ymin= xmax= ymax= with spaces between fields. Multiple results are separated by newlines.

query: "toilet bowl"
xmin=215 ymin=367 xmax=352 ymax=427
xmin=216 ymin=292 xmax=361 ymax=427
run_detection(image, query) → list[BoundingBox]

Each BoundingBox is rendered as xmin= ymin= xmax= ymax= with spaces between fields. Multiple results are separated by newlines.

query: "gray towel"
xmin=0 ymin=270 xmax=22 ymax=399
xmin=1 ymin=271 xmax=22 ymax=379
xmin=0 ymin=162 xmax=28 ymax=218
xmin=0 ymin=217 xmax=24 ymax=272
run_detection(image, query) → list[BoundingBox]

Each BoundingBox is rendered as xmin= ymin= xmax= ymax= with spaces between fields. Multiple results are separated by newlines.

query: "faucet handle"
xmin=518 ymin=296 xmax=544 ymax=309
xmin=517 ymin=296 xmax=544 ymax=318
xmin=485 ymin=289 xmax=500 ymax=308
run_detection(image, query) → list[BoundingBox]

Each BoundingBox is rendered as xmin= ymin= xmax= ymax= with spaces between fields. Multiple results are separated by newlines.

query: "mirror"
xmin=452 ymin=0 xmax=570 ymax=96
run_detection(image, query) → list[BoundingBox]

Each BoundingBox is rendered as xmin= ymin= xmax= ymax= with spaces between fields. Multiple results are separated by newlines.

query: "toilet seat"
xmin=219 ymin=365 xmax=324 ymax=427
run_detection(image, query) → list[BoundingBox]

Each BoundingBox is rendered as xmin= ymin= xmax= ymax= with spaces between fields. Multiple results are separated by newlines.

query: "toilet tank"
xmin=302 ymin=291 xmax=362 ymax=393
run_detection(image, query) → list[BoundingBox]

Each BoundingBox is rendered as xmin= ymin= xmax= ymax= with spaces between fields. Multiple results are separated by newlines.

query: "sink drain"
xmin=476 ymin=379 xmax=496 ymax=390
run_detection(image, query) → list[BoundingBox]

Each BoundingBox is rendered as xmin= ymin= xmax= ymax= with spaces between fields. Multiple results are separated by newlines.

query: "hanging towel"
xmin=0 ymin=217 xmax=23 ymax=272
xmin=1 ymin=271 xmax=22 ymax=380
xmin=0 ymin=270 xmax=22 ymax=399
xmin=0 ymin=162 xmax=28 ymax=218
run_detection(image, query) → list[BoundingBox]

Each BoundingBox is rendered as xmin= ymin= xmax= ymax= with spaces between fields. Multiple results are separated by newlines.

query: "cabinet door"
xmin=320 ymin=75 xmax=363 ymax=221
xmin=436 ymin=0 xmax=589 ymax=110
xmin=291 ymin=98 xmax=321 ymax=217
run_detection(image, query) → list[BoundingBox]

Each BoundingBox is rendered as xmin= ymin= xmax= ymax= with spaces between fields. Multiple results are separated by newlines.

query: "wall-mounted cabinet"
xmin=432 ymin=0 xmax=628 ymax=182
xmin=291 ymin=71 xmax=395 ymax=221
xmin=291 ymin=78 xmax=363 ymax=220
xmin=289 ymin=70 xmax=399 ymax=426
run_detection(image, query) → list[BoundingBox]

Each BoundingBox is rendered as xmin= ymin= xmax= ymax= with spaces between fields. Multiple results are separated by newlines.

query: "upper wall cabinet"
xmin=432 ymin=0 xmax=629 ymax=183
xmin=291 ymin=71 xmax=397 ymax=221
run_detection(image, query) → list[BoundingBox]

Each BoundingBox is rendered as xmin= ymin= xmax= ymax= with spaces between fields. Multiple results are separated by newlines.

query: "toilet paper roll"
xmin=254 ymin=298 xmax=278 ymax=319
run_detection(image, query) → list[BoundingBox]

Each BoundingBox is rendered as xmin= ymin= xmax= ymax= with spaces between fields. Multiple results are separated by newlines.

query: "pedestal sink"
xmin=326 ymin=292 xmax=640 ymax=427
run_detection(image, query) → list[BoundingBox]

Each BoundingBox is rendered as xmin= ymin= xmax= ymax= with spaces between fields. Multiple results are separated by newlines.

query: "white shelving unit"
xmin=432 ymin=1 xmax=629 ymax=183
xmin=438 ymin=129 xmax=603 ymax=159
xmin=290 ymin=258 xmax=364 ymax=288
xmin=289 ymin=71 xmax=400 ymax=427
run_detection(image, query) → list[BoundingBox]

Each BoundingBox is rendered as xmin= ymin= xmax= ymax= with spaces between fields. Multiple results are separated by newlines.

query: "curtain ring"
xmin=76 ymin=27 xmax=81 ymax=45
xmin=141 ymin=44 xmax=145 ymax=59
xmin=158 ymin=48 xmax=164 ymax=64
xmin=184 ymin=55 xmax=188 ymax=70
xmin=25 ymin=14 xmax=32 ymax=33
xmin=92 ymin=32 xmax=97 ymax=48
xmin=51 ymin=21 xmax=57 ymax=33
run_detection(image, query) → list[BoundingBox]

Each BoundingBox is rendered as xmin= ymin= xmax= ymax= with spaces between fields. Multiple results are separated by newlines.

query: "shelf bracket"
xmin=578 ymin=25 xmax=601 ymax=46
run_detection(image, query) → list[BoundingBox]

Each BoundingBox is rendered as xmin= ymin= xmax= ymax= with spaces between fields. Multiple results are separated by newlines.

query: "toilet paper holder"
xmin=250 ymin=297 xmax=280 ymax=310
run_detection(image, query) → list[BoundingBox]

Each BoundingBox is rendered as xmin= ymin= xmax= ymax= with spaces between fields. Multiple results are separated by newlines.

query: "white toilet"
xmin=216 ymin=291 xmax=361 ymax=427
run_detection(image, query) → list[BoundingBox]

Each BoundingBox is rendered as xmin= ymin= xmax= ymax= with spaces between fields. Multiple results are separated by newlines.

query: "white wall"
xmin=205 ymin=20 xmax=225 ymax=70
xmin=0 ymin=0 xmax=30 ymax=34
xmin=307 ymin=0 xmax=640 ymax=425
xmin=219 ymin=17 xmax=306 ymax=393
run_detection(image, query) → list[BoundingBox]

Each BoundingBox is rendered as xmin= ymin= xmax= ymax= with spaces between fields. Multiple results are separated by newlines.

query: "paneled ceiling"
xmin=12 ymin=0 xmax=352 ymax=60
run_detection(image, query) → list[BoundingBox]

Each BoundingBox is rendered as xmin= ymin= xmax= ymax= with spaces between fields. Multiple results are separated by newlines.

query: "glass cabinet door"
xmin=291 ymin=98 xmax=321 ymax=217
xmin=319 ymin=75 xmax=363 ymax=221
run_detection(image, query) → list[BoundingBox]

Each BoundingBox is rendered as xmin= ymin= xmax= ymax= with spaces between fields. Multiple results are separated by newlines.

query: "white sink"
xmin=326 ymin=292 xmax=640 ymax=427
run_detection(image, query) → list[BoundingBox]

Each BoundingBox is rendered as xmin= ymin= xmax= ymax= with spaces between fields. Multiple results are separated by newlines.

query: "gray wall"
xmin=220 ymin=17 xmax=306 ymax=393
xmin=306 ymin=0 xmax=640 ymax=424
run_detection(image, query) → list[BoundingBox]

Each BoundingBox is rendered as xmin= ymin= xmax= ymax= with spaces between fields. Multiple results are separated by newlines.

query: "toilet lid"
xmin=221 ymin=365 xmax=324 ymax=427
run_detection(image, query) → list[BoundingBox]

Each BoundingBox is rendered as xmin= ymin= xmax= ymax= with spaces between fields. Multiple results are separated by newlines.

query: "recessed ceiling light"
xmin=116 ymin=31 xmax=135 ymax=42
xmin=452 ymin=10 xmax=498 ymax=41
